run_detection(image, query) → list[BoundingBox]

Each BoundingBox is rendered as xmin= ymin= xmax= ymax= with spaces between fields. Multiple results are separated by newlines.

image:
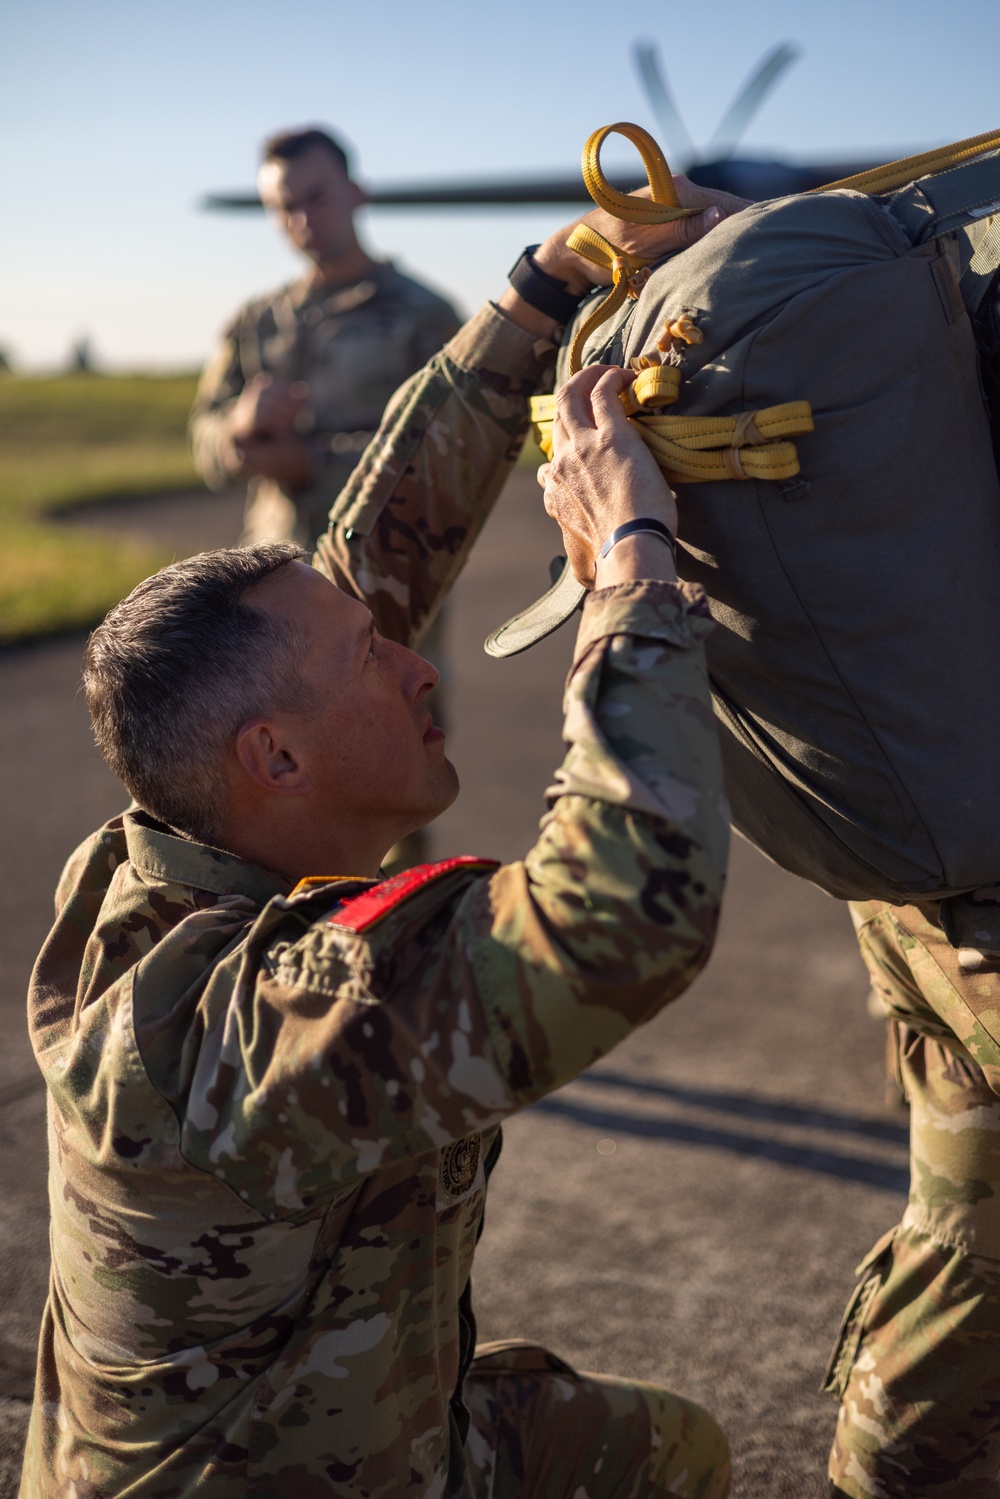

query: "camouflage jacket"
xmin=189 ymin=261 xmax=460 ymax=540
xmin=23 ymin=305 xmax=729 ymax=1499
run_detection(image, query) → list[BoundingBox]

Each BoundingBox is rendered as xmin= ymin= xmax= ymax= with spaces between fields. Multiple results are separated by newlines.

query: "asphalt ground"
xmin=0 ymin=473 xmax=903 ymax=1497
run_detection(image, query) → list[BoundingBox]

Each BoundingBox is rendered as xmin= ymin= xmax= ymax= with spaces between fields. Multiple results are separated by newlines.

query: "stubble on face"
xmin=248 ymin=564 xmax=459 ymax=838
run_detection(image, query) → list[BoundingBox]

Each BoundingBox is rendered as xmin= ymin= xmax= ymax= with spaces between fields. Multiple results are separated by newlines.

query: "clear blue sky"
xmin=3 ymin=0 xmax=999 ymax=369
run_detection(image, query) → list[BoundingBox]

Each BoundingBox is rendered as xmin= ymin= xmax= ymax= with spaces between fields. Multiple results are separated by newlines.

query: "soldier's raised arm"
xmin=315 ymin=179 xmax=731 ymax=646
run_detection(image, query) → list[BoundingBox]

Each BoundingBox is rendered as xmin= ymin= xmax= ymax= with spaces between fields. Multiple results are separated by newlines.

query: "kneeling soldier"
xmin=22 ymin=190 xmax=734 ymax=1499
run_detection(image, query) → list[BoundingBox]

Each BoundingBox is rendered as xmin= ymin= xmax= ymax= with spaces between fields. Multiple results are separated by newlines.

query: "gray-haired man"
xmin=23 ymin=186 xmax=734 ymax=1496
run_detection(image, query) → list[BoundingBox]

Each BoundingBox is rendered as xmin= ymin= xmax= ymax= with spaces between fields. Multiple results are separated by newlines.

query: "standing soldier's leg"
xmin=463 ymin=1340 xmax=730 ymax=1499
xmin=826 ymin=902 xmax=1000 ymax=1497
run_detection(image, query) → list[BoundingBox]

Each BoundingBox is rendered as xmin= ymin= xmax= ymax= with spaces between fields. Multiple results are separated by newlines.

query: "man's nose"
xmin=392 ymin=640 xmax=439 ymax=699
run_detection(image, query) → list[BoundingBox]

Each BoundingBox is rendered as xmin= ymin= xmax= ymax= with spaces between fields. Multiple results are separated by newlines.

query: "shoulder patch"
xmin=329 ymin=856 xmax=499 ymax=934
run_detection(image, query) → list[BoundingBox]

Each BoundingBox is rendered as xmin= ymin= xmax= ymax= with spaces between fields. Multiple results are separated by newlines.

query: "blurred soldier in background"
xmin=191 ymin=127 xmax=460 ymax=867
xmin=190 ymin=125 xmax=460 ymax=545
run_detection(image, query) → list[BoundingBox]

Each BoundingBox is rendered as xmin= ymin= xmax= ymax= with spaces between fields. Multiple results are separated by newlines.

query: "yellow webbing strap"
xmin=565 ymin=122 xmax=700 ymax=374
xmin=811 ymin=127 xmax=1000 ymax=198
xmin=530 ymin=377 xmax=813 ymax=486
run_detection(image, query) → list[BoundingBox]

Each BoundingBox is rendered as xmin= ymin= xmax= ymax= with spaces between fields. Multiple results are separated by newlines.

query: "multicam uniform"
xmin=824 ymin=897 xmax=1000 ymax=1498
xmin=189 ymin=262 xmax=460 ymax=544
xmin=21 ymin=306 xmax=731 ymax=1498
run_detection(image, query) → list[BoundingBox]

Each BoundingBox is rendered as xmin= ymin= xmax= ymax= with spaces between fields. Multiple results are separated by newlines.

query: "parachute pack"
xmin=488 ymin=125 xmax=1000 ymax=905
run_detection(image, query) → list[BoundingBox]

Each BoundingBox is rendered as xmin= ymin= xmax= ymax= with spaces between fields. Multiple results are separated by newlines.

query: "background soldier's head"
xmin=257 ymin=126 xmax=365 ymax=271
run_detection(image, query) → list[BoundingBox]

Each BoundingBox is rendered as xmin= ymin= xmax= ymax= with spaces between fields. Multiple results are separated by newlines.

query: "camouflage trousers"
xmin=464 ymin=1341 xmax=730 ymax=1499
xmin=826 ymin=898 xmax=1000 ymax=1497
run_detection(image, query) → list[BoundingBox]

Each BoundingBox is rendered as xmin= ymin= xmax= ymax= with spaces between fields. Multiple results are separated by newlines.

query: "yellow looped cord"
xmin=582 ymin=121 xmax=686 ymax=217
xmin=530 ymin=382 xmax=813 ymax=486
xmin=812 ymin=127 xmax=1000 ymax=198
xmin=566 ymin=122 xmax=700 ymax=373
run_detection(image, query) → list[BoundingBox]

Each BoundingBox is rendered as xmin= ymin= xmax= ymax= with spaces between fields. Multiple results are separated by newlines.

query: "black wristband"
xmin=599 ymin=517 xmax=677 ymax=562
xmin=507 ymin=244 xmax=587 ymax=323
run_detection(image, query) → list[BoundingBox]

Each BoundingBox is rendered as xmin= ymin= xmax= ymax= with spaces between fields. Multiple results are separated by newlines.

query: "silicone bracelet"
xmin=598 ymin=517 xmax=677 ymax=564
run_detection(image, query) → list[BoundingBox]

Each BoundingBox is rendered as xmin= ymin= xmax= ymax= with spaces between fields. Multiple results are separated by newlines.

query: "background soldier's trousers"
xmin=827 ymin=899 xmax=1000 ymax=1497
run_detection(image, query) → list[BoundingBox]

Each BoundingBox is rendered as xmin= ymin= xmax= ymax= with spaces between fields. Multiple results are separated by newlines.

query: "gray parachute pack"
xmin=489 ymin=134 xmax=1000 ymax=907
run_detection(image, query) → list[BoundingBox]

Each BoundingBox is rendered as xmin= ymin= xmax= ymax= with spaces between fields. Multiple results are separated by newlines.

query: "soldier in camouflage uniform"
xmin=822 ymin=896 xmax=1000 ymax=1498
xmin=21 ymin=188 xmax=734 ymax=1498
xmin=189 ymin=126 xmax=460 ymax=546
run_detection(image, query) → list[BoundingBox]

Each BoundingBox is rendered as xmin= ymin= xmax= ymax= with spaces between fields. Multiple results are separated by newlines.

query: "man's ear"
xmin=234 ymin=718 xmax=311 ymax=796
xmin=350 ymin=179 xmax=367 ymax=210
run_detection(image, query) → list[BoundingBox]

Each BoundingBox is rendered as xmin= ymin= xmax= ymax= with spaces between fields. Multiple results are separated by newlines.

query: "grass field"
xmin=0 ymin=373 xmax=200 ymax=644
xmin=0 ymin=371 xmax=547 ymax=645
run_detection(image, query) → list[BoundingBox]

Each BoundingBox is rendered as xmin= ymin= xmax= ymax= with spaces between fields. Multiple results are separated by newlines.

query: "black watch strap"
xmin=507 ymin=245 xmax=586 ymax=323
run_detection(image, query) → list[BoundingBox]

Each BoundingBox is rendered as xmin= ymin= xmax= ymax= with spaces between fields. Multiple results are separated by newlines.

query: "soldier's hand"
xmin=231 ymin=434 xmax=315 ymax=489
xmin=229 ymin=374 xmax=310 ymax=444
xmin=498 ymin=178 xmax=746 ymax=340
xmin=537 ymin=176 xmax=747 ymax=297
xmin=540 ymin=364 xmax=678 ymax=589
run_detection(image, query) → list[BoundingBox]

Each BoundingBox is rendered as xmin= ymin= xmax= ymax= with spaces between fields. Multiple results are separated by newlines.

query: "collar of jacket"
xmin=290 ymin=259 xmax=398 ymax=314
xmin=122 ymin=809 xmax=288 ymax=906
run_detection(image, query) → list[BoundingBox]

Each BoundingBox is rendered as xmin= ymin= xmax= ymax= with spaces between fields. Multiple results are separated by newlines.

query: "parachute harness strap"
xmin=531 ymin=377 xmax=814 ymax=486
xmin=566 ymin=122 xmax=699 ymax=374
xmin=810 ymin=127 xmax=1000 ymax=198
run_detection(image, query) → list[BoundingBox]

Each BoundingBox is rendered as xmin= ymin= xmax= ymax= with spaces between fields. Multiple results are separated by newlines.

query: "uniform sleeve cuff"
xmin=443 ymin=302 xmax=559 ymax=386
xmin=573 ymin=579 xmax=714 ymax=666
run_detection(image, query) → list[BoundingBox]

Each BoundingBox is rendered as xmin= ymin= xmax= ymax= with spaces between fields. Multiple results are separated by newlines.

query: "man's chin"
xmin=421 ymin=759 xmax=460 ymax=826
xmin=435 ymin=758 xmax=460 ymax=816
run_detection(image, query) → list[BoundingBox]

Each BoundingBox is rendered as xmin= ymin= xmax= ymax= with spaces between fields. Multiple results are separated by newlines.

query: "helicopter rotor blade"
xmin=706 ymin=41 xmax=800 ymax=161
xmin=632 ymin=40 xmax=697 ymax=166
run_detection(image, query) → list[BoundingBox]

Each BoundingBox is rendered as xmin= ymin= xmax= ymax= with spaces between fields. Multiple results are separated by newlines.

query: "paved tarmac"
xmin=0 ymin=474 xmax=904 ymax=1496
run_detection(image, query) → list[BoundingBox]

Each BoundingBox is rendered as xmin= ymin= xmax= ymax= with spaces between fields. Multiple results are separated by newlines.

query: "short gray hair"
xmin=84 ymin=544 xmax=314 ymax=844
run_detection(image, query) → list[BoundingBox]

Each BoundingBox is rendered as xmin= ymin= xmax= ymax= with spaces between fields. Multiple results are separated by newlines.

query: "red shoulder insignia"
xmin=330 ymin=856 xmax=500 ymax=935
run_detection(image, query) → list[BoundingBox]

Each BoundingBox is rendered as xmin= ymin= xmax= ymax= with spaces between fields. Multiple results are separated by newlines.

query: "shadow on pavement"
xmin=576 ymin=1067 xmax=910 ymax=1146
xmin=534 ymin=1095 xmax=909 ymax=1195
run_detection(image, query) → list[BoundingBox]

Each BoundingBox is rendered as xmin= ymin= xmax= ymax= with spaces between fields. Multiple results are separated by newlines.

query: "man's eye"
xmin=367 ymin=639 xmax=377 ymax=662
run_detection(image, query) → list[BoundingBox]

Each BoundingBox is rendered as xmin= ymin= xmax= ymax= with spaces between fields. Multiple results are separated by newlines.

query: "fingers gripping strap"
xmin=528 ymin=368 xmax=681 ymax=459
xmin=529 ymin=388 xmax=813 ymax=484
xmin=566 ymin=123 xmax=700 ymax=374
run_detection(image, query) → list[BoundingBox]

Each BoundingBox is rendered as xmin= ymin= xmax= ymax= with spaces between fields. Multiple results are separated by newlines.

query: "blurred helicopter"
xmin=202 ymin=41 xmax=883 ymax=212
